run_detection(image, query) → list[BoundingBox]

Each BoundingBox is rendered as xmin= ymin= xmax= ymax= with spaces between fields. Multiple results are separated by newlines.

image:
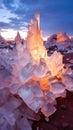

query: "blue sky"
xmin=0 ymin=0 xmax=73 ymax=38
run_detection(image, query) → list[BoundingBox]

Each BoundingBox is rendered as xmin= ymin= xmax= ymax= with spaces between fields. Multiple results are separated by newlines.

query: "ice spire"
xmin=15 ymin=32 xmax=22 ymax=44
xmin=0 ymin=33 xmax=6 ymax=43
xmin=26 ymin=12 xmax=46 ymax=61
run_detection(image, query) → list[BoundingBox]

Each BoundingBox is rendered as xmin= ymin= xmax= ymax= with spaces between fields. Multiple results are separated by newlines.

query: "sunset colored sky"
xmin=0 ymin=0 xmax=73 ymax=39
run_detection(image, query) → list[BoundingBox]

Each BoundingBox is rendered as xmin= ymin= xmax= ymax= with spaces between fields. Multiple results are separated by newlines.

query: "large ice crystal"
xmin=34 ymin=58 xmax=48 ymax=78
xmin=19 ymin=63 xmax=35 ymax=83
xmin=18 ymin=83 xmax=44 ymax=112
xmin=46 ymin=51 xmax=64 ymax=76
xmin=50 ymin=81 xmax=65 ymax=94
xmin=41 ymin=103 xmax=56 ymax=118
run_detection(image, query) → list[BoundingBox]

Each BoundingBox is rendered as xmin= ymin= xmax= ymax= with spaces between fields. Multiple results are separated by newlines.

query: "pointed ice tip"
xmin=35 ymin=12 xmax=40 ymax=29
xmin=14 ymin=31 xmax=22 ymax=43
xmin=0 ymin=33 xmax=6 ymax=43
xmin=35 ymin=12 xmax=40 ymax=16
xmin=17 ymin=31 xmax=20 ymax=35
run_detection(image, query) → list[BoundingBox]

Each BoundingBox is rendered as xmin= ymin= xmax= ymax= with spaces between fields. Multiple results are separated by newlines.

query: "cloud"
xmin=0 ymin=0 xmax=73 ymax=35
xmin=0 ymin=22 xmax=10 ymax=29
xmin=1 ymin=0 xmax=16 ymax=10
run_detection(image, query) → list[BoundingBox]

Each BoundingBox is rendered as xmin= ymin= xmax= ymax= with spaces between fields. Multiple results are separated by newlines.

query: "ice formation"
xmin=0 ymin=13 xmax=73 ymax=130
xmin=56 ymin=32 xmax=70 ymax=43
xmin=14 ymin=32 xmax=22 ymax=44
xmin=0 ymin=33 xmax=6 ymax=43
xmin=26 ymin=12 xmax=46 ymax=62
xmin=47 ymin=32 xmax=70 ymax=43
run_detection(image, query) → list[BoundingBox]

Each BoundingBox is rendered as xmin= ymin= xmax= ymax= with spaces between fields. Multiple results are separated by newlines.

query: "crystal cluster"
xmin=0 ymin=13 xmax=73 ymax=130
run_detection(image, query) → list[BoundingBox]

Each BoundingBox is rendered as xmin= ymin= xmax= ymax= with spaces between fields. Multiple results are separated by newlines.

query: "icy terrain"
xmin=44 ymin=32 xmax=73 ymax=56
xmin=0 ymin=13 xmax=73 ymax=130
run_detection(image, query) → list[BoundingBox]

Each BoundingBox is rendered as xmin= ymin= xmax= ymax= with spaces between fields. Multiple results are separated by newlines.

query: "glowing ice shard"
xmin=47 ymin=51 xmax=64 ymax=76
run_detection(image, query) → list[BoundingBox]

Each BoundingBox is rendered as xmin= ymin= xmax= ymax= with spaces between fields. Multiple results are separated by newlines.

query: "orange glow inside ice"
xmin=31 ymin=45 xmax=47 ymax=62
xmin=40 ymin=76 xmax=50 ymax=91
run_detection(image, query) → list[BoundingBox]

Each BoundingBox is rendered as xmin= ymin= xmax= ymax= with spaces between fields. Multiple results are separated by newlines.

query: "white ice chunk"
xmin=64 ymin=68 xmax=73 ymax=77
xmin=62 ymin=74 xmax=73 ymax=91
xmin=19 ymin=63 xmax=35 ymax=83
xmin=41 ymin=103 xmax=56 ymax=117
xmin=18 ymin=83 xmax=44 ymax=112
xmin=18 ymin=86 xmax=34 ymax=103
xmin=5 ymin=112 xmax=16 ymax=126
xmin=50 ymin=81 xmax=65 ymax=94
xmin=17 ymin=48 xmax=32 ymax=68
xmin=34 ymin=58 xmax=48 ymax=78
xmin=47 ymin=51 xmax=64 ymax=76
xmin=30 ymin=82 xmax=43 ymax=98
xmin=5 ymin=109 xmax=20 ymax=126
xmin=0 ymin=110 xmax=16 ymax=126
xmin=18 ymin=83 xmax=43 ymax=101
xmin=10 ymin=83 xmax=19 ymax=94
xmin=44 ymin=92 xmax=55 ymax=104
xmin=28 ymin=97 xmax=44 ymax=112
xmin=54 ymin=90 xmax=66 ymax=98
